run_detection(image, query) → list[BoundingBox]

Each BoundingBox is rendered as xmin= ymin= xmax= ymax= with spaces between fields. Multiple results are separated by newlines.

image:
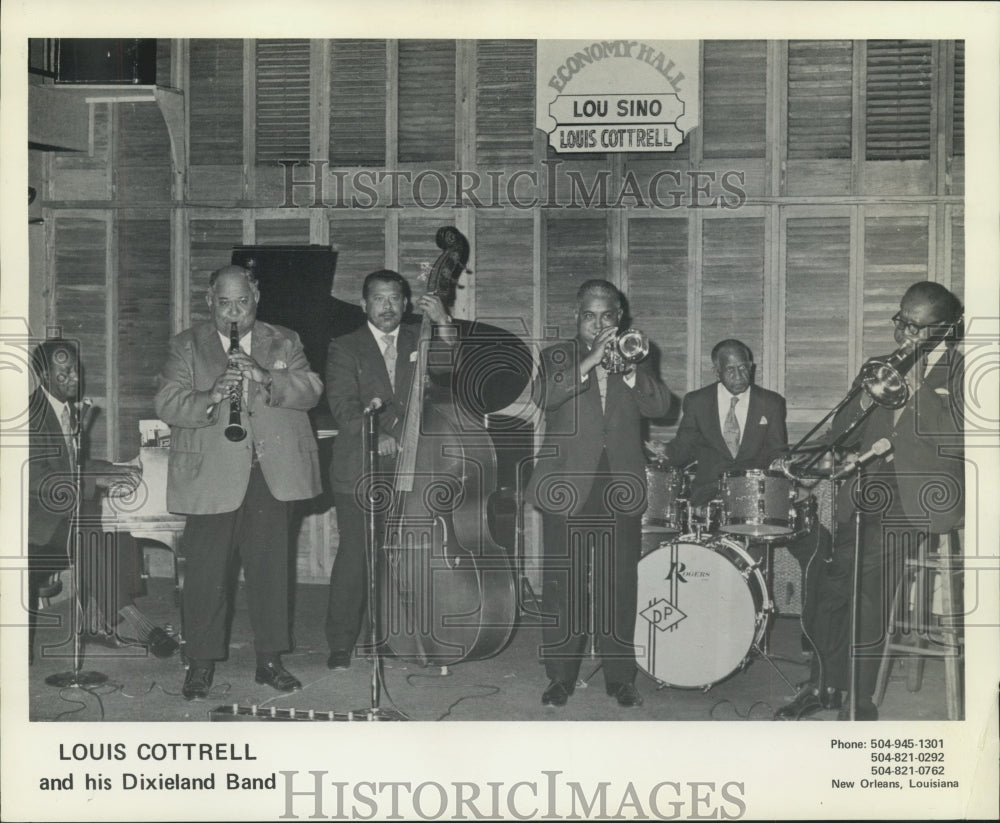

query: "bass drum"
xmin=634 ymin=538 xmax=770 ymax=689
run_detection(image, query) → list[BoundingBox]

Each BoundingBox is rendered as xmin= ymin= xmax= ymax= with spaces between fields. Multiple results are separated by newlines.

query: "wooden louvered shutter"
xmin=702 ymin=41 xmax=767 ymax=159
xmin=475 ymin=216 xmax=534 ymax=337
xmin=475 ymin=40 xmax=535 ymax=166
xmin=627 ymin=218 xmax=688 ymax=394
xmin=784 ymin=217 xmax=851 ymax=422
xmin=787 ymin=41 xmax=853 ymax=160
xmin=545 ymin=219 xmax=608 ymax=335
xmin=865 ymin=40 xmax=933 ymax=161
xmin=189 ymin=40 xmax=243 ymax=166
xmin=54 ymin=216 xmax=109 ymax=458
xmin=700 ymin=218 xmax=766 ymax=386
xmin=862 ymin=215 xmax=929 ymax=362
xmin=328 ymin=217 xmax=386 ymax=303
xmin=953 ymin=41 xmax=964 ymax=158
xmin=255 ymin=39 xmax=311 ymax=165
xmin=117 ymin=217 xmax=170 ymax=457
xmin=329 ymin=40 xmax=387 ymax=167
xmin=398 ymin=40 xmax=456 ymax=164
xmin=189 ymin=218 xmax=244 ymax=326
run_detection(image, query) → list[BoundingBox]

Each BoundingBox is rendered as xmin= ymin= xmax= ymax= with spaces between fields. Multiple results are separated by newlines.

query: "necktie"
xmin=723 ymin=395 xmax=741 ymax=458
xmin=381 ymin=334 xmax=396 ymax=391
xmin=61 ymin=404 xmax=77 ymax=469
xmin=596 ymin=364 xmax=608 ymax=413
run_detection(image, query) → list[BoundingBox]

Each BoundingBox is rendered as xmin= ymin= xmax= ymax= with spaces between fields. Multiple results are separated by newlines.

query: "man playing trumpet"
xmin=526 ymin=279 xmax=670 ymax=709
xmin=155 ymin=265 xmax=322 ymax=700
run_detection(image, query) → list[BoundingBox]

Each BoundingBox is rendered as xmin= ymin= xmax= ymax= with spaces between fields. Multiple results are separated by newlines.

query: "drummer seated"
xmin=653 ymin=339 xmax=788 ymax=508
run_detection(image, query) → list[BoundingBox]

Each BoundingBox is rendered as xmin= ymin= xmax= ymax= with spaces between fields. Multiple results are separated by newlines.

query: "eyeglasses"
xmin=891 ymin=312 xmax=946 ymax=337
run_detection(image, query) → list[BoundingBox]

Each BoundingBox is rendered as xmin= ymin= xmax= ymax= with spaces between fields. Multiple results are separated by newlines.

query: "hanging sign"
xmin=536 ymin=40 xmax=700 ymax=153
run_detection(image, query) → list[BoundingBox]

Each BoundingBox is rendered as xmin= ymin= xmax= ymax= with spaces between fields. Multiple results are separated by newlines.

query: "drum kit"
xmin=636 ymin=464 xmax=818 ymax=691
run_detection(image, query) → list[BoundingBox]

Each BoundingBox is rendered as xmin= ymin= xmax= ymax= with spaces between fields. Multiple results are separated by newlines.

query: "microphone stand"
xmin=353 ymin=401 xmax=405 ymax=721
xmin=46 ymin=400 xmax=108 ymax=688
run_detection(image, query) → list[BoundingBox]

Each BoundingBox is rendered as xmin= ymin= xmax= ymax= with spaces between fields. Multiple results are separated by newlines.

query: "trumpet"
xmin=601 ymin=328 xmax=650 ymax=374
xmin=224 ymin=321 xmax=248 ymax=442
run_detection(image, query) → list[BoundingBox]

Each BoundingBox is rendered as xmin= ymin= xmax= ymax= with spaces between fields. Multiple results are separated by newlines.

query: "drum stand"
xmin=350 ymin=404 xmax=405 ymax=722
xmin=742 ymin=535 xmax=798 ymax=689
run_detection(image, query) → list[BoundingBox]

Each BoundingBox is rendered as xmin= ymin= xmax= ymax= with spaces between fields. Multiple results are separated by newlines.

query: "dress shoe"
xmin=774 ymin=684 xmax=842 ymax=720
xmin=837 ymin=701 xmax=879 ymax=721
xmin=606 ymin=681 xmax=643 ymax=708
xmin=541 ymin=679 xmax=574 ymax=707
xmin=143 ymin=627 xmax=179 ymax=659
xmin=182 ymin=664 xmax=214 ymax=701
xmin=326 ymin=649 xmax=351 ymax=671
xmin=255 ymin=660 xmax=302 ymax=692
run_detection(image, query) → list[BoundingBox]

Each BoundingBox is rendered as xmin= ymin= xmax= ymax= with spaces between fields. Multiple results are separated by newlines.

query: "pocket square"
xmin=272 ymin=359 xmax=287 ymax=370
xmin=759 ymin=415 xmax=768 ymax=425
xmin=409 ymin=351 xmax=418 ymax=362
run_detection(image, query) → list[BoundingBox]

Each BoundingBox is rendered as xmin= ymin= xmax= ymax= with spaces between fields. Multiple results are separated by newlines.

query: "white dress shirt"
xmin=717 ymin=382 xmax=750 ymax=437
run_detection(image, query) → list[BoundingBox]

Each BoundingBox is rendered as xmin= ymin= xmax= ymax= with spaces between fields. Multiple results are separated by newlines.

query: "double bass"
xmin=378 ymin=227 xmax=517 ymax=665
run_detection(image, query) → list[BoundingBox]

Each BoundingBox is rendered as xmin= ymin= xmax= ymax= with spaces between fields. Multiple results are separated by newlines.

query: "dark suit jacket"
xmin=28 ymin=389 xmax=77 ymax=549
xmin=663 ymin=383 xmax=788 ymax=506
xmin=525 ymin=338 xmax=671 ymax=517
xmin=154 ymin=321 xmax=323 ymax=515
xmin=829 ymin=349 xmax=964 ymax=534
xmin=327 ymin=321 xmax=420 ymax=496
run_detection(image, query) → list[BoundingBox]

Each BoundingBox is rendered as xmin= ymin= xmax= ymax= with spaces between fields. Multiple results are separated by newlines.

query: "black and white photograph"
xmin=2 ymin=1 xmax=998 ymax=820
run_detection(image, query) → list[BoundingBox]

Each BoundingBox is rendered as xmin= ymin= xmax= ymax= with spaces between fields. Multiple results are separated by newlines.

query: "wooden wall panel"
xmin=627 ymin=218 xmax=688 ymax=394
xmin=703 ymin=40 xmax=767 ymax=159
xmin=328 ymin=217 xmax=386 ymax=302
xmin=475 ymin=40 xmax=535 ymax=166
xmin=255 ymin=39 xmax=311 ymax=165
xmin=54 ymin=216 xmax=108 ymax=459
xmin=862 ymin=215 xmax=929 ymax=361
xmin=544 ymin=218 xmax=608 ymax=336
xmin=115 ymin=102 xmax=172 ymax=204
xmin=189 ymin=218 xmax=244 ymax=327
xmin=117 ymin=217 xmax=171 ymax=457
xmin=329 ymin=40 xmax=387 ymax=167
xmin=474 ymin=216 xmax=534 ymax=336
xmin=254 ymin=219 xmax=311 ymax=245
xmin=951 ymin=210 xmax=964 ymax=303
xmin=784 ymin=217 xmax=852 ymax=411
xmin=700 ymin=217 xmax=766 ymax=385
xmin=189 ymin=39 xmax=244 ymax=166
xmin=398 ymin=40 xmax=456 ymax=164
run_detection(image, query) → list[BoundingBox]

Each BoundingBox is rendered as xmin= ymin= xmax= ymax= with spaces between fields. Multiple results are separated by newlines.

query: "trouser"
xmin=540 ymin=452 xmax=641 ymax=686
xmin=181 ymin=463 xmax=291 ymax=661
xmin=28 ymin=501 xmax=142 ymax=658
xmin=802 ymin=475 xmax=929 ymax=699
xmin=325 ymin=490 xmax=369 ymax=653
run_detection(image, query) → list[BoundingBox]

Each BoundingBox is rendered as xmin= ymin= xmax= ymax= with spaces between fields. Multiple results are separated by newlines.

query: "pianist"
xmin=28 ymin=338 xmax=178 ymax=663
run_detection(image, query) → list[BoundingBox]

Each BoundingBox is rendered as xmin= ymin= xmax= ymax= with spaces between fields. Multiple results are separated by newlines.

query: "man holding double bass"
xmin=323 ymin=269 xmax=457 ymax=671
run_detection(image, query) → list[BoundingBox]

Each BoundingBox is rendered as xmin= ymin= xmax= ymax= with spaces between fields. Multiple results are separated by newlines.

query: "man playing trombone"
xmin=778 ymin=281 xmax=964 ymax=720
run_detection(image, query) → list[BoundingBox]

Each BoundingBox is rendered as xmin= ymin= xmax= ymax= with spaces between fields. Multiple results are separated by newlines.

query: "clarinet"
xmin=224 ymin=321 xmax=248 ymax=442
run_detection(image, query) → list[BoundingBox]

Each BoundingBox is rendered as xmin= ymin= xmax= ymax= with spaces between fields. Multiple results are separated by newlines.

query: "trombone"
xmin=783 ymin=317 xmax=961 ymax=475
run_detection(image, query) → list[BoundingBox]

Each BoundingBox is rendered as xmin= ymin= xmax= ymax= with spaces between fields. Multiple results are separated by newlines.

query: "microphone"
xmin=830 ymin=438 xmax=892 ymax=481
xmin=363 ymin=397 xmax=383 ymax=416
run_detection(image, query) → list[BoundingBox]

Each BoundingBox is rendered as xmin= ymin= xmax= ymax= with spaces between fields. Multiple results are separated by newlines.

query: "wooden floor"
xmin=25 ymin=577 xmax=958 ymax=723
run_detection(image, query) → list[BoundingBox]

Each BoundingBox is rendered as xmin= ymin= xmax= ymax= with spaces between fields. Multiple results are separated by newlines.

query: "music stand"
xmin=46 ymin=402 xmax=108 ymax=688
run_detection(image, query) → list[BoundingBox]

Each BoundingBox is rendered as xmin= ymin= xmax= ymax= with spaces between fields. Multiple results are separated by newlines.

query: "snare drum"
xmin=634 ymin=537 xmax=770 ymax=689
xmin=719 ymin=469 xmax=795 ymax=537
xmin=641 ymin=464 xmax=689 ymax=534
